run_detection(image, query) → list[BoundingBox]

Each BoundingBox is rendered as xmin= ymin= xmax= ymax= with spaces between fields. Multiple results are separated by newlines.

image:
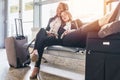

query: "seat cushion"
xmin=46 ymin=45 xmax=81 ymax=53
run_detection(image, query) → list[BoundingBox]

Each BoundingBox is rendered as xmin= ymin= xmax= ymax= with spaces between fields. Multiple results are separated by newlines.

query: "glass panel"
xmin=68 ymin=0 xmax=104 ymax=22
xmin=41 ymin=2 xmax=59 ymax=28
xmin=8 ymin=0 xmax=33 ymax=41
xmin=8 ymin=0 xmax=19 ymax=37
xmin=41 ymin=0 xmax=46 ymax=1
xmin=23 ymin=22 xmax=33 ymax=40
xmin=22 ymin=0 xmax=33 ymax=41
xmin=24 ymin=2 xmax=33 ymax=11
xmin=41 ymin=0 xmax=104 ymax=28
xmin=33 ymin=0 xmax=40 ymax=28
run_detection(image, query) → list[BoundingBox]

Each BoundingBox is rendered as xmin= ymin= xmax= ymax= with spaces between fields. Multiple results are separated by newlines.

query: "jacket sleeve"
xmin=71 ymin=21 xmax=78 ymax=29
xmin=46 ymin=18 xmax=53 ymax=31
xmin=76 ymin=19 xmax=83 ymax=28
xmin=72 ymin=19 xmax=83 ymax=29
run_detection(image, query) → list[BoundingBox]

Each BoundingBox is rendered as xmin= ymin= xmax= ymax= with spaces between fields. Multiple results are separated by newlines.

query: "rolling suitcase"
xmin=5 ymin=18 xmax=30 ymax=68
xmin=85 ymin=32 xmax=120 ymax=80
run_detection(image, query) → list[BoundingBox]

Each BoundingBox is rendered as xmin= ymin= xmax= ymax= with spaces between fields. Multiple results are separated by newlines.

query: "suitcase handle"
xmin=15 ymin=18 xmax=24 ymax=37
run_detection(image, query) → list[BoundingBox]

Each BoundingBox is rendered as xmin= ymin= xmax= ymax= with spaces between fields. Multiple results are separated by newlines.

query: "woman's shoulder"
xmin=49 ymin=15 xmax=58 ymax=21
xmin=72 ymin=19 xmax=83 ymax=28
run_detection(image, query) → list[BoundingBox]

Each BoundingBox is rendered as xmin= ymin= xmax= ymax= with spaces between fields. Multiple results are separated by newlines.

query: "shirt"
xmin=63 ymin=22 xmax=71 ymax=31
xmin=49 ymin=17 xmax=61 ymax=35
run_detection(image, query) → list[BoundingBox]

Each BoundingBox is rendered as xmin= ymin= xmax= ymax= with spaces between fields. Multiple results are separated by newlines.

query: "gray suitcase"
xmin=5 ymin=18 xmax=30 ymax=68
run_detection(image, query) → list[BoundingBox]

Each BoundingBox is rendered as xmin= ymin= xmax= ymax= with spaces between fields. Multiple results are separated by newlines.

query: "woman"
xmin=59 ymin=10 xmax=85 ymax=48
xmin=30 ymin=2 xmax=69 ymax=79
xmin=61 ymin=16 xmax=87 ymax=48
xmin=60 ymin=10 xmax=82 ymax=39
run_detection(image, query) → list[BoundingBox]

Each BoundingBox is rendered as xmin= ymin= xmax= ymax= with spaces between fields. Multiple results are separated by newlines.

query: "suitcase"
xmin=86 ymin=51 xmax=120 ymax=80
xmin=85 ymin=51 xmax=106 ymax=80
xmin=85 ymin=32 xmax=120 ymax=80
xmin=86 ymin=32 xmax=120 ymax=53
xmin=5 ymin=18 xmax=30 ymax=68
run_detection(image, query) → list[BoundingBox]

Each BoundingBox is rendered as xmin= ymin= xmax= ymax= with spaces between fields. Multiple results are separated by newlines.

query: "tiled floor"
xmin=0 ymin=49 xmax=85 ymax=80
xmin=0 ymin=49 xmax=36 ymax=80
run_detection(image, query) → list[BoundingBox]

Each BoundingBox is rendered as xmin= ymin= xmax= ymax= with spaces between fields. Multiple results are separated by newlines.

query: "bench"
xmin=29 ymin=43 xmax=86 ymax=80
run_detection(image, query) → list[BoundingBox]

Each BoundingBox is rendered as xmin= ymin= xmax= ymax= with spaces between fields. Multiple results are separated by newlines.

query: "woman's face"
xmin=56 ymin=4 xmax=64 ymax=16
xmin=61 ymin=12 xmax=70 ymax=22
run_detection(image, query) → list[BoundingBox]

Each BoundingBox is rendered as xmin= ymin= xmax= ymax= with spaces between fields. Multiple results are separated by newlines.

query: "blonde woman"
xmin=61 ymin=11 xmax=86 ymax=48
xmin=30 ymin=2 xmax=69 ymax=79
xmin=60 ymin=10 xmax=82 ymax=39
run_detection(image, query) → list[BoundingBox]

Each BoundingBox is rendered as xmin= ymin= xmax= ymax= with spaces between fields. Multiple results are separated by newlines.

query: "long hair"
xmin=61 ymin=10 xmax=72 ymax=23
xmin=59 ymin=2 xmax=69 ymax=11
xmin=55 ymin=2 xmax=69 ymax=17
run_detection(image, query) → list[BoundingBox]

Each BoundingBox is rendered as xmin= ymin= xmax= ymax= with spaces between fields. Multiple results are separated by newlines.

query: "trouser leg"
xmin=62 ymin=29 xmax=87 ymax=48
xmin=34 ymin=36 xmax=62 ymax=68
xmin=34 ymin=28 xmax=47 ymax=50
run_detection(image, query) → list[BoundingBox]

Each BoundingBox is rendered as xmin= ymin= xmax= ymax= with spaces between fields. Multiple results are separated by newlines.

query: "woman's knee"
xmin=36 ymin=28 xmax=46 ymax=37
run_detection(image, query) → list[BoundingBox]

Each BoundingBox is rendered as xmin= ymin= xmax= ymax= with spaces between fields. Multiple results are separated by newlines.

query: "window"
xmin=68 ymin=0 xmax=104 ymax=22
xmin=38 ymin=0 xmax=104 ymax=29
xmin=8 ymin=0 xmax=33 ymax=41
xmin=22 ymin=0 xmax=33 ymax=41
xmin=8 ymin=0 xmax=19 ymax=37
xmin=41 ymin=3 xmax=59 ymax=28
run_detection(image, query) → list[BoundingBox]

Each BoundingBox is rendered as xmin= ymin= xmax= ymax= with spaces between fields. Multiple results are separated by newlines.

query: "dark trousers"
xmin=34 ymin=28 xmax=62 ymax=68
xmin=62 ymin=29 xmax=87 ymax=48
xmin=62 ymin=20 xmax=101 ymax=48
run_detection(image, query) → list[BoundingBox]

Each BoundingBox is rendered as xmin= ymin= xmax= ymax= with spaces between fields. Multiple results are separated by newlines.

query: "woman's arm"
xmin=46 ymin=18 xmax=52 ymax=31
xmin=72 ymin=19 xmax=83 ymax=29
xmin=46 ymin=17 xmax=55 ymax=31
xmin=61 ymin=22 xmax=78 ymax=39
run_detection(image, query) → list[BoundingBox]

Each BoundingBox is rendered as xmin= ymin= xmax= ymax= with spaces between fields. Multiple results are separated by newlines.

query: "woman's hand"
xmin=46 ymin=31 xmax=54 ymax=36
xmin=46 ymin=31 xmax=58 ymax=38
xmin=46 ymin=31 xmax=51 ymax=35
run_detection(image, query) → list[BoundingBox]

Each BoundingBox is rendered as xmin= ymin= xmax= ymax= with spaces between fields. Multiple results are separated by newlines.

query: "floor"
xmin=0 ymin=49 xmax=37 ymax=80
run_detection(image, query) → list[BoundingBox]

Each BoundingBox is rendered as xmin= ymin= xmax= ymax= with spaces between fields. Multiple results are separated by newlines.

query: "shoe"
xmin=30 ymin=50 xmax=39 ymax=62
xmin=30 ymin=67 xmax=39 ymax=79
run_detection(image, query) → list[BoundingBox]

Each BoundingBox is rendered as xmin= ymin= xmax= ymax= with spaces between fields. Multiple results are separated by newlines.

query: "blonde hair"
xmin=61 ymin=10 xmax=72 ymax=22
xmin=59 ymin=2 xmax=69 ymax=11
